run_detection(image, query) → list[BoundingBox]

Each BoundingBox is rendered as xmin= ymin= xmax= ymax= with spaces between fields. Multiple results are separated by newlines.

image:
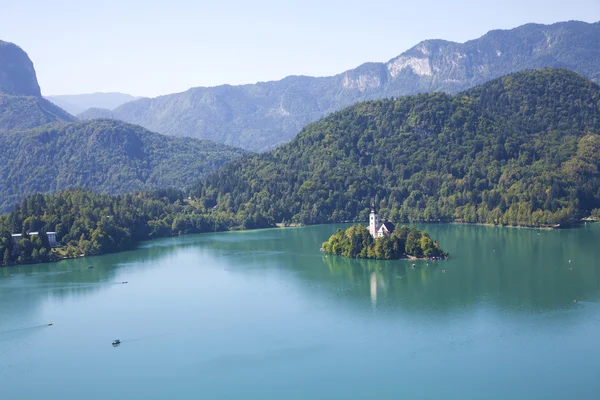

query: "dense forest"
xmin=3 ymin=69 xmax=600 ymax=266
xmin=191 ymin=69 xmax=600 ymax=227
xmin=0 ymin=94 xmax=75 ymax=131
xmin=322 ymin=224 xmax=448 ymax=260
xmin=0 ymin=189 xmax=271 ymax=266
xmin=0 ymin=119 xmax=247 ymax=211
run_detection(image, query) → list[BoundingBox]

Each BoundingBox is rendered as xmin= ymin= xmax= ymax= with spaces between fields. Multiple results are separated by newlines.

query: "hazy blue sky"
xmin=1 ymin=0 xmax=598 ymax=97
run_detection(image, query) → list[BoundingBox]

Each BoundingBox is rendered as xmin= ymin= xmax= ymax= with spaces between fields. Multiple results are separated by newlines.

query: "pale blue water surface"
xmin=1 ymin=223 xmax=600 ymax=399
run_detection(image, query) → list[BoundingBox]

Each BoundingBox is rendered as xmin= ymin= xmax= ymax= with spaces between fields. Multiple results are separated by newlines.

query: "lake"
xmin=1 ymin=223 xmax=600 ymax=399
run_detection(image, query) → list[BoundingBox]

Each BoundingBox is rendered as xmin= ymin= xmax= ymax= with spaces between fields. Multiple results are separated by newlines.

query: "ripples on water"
xmin=1 ymin=223 xmax=600 ymax=398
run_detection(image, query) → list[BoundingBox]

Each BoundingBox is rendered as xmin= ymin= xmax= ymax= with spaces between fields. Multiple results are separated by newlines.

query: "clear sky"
xmin=1 ymin=0 xmax=598 ymax=97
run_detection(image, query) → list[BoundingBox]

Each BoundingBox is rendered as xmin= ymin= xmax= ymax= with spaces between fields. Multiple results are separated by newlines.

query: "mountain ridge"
xmin=0 ymin=40 xmax=41 ymax=97
xmin=190 ymin=68 xmax=600 ymax=227
xmin=0 ymin=40 xmax=75 ymax=129
xmin=47 ymin=92 xmax=142 ymax=115
xmin=101 ymin=20 xmax=600 ymax=151
xmin=0 ymin=119 xmax=247 ymax=211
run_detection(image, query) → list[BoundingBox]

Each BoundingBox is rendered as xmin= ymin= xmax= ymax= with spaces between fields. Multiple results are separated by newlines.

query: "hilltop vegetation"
xmin=0 ymin=189 xmax=271 ymax=266
xmin=322 ymin=224 xmax=448 ymax=260
xmin=3 ymin=68 xmax=600 ymax=266
xmin=191 ymin=69 xmax=600 ymax=227
xmin=0 ymin=119 xmax=246 ymax=211
xmin=104 ymin=21 xmax=600 ymax=150
xmin=0 ymin=94 xmax=76 ymax=131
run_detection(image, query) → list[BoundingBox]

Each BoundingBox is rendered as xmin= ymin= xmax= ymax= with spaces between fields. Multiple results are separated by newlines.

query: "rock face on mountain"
xmin=0 ymin=40 xmax=75 ymax=130
xmin=46 ymin=92 xmax=141 ymax=115
xmin=191 ymin=68 xmax=600 ymax=227
xmin=0 ymin=40 xmax=41 ymax=97
xmin=105 ymin=20 xmax=600 ymax=151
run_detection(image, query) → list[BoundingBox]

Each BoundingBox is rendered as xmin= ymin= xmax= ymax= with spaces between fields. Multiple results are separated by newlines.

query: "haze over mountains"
xmin=192 ymin=68 xmax=600 ymax=227
xmin=82 ymin=20 xmax=600 ymax=151
xmin=0 ymin=40 xmax=245 ymax=211
xmin=46 ymin=92 xmax=141 ymax=115
xmin=0 ymin=40 xmax=75 ymax=130
xmin=2 ymin=19 xmax=600 ymax=215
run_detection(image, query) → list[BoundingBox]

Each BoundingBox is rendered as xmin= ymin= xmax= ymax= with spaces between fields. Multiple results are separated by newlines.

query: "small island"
xmin=321 ymin=209 xmax=448 ymax=260
xmin=321 ymin=224 xmax=448 ymax=260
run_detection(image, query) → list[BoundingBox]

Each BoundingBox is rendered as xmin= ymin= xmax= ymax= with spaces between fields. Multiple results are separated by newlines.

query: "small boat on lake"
xmin=87 ymin=265 xmax=94 ymax=269
xmin=112 ymin=339 xmax=121 ymax=345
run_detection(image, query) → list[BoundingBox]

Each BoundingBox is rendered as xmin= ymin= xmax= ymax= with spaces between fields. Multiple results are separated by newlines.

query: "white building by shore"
xmin=11 ymin=232 xmax=58 ymax=247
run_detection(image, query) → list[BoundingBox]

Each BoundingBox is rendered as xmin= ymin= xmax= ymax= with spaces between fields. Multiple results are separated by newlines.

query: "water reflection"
xmin=317 ymin=223 xmax=600 ymax=313
xmin=1 ymin=223 xmax=600 ymax=323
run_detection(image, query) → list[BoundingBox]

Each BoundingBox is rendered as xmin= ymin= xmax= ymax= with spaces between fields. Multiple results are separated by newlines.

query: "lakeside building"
xmin=11 ymin=232 xmax=58 ymax=247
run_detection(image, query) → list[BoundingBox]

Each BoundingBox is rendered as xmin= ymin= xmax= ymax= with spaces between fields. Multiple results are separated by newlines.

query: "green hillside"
xmin=0 ymin=119 xmax=246 ymax=211
xmin=107 ymin=21 xmax=600 ymax=151
xmin=3 ymin=68 xmax=600 ymax=266
xmin=0 ymin=94 xmax=76 ymax=131
xmin=191 ymin=69 xmax=600 ymax=227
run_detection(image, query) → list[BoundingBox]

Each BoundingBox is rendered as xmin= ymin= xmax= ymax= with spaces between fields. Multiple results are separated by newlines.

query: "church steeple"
xmin=369 ymin=204 xmax=378 ymax=238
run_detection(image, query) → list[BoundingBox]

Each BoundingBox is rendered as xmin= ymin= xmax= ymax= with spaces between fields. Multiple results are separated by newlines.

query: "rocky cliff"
xmin=105 ymin=21 xmax=600 ymax=151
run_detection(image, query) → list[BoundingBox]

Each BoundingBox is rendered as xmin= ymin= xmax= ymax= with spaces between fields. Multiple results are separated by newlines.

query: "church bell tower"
xmin=369 ymin=206 xmax=378 ymax=238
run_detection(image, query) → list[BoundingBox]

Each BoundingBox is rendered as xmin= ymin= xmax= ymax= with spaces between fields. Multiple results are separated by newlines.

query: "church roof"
xmin=378 ymin=221 xmax=396 ymax=232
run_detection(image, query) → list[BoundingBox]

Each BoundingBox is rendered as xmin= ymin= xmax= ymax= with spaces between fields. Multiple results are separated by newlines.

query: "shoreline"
xmin=2 ymin=219 xmax=594 ymax=269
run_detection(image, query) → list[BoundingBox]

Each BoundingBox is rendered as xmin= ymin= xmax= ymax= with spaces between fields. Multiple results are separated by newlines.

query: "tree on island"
xmin=321 ymin=224 xmax=448 ymax=260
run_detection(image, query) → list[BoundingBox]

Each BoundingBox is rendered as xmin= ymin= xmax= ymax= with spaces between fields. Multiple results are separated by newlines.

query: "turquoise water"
xmin=1 ymin=223 xmax=600 ymax=399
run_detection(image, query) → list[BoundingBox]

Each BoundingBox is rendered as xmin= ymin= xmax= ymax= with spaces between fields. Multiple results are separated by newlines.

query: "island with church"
xmin=321 ymin=208 xmax=448 ymax=260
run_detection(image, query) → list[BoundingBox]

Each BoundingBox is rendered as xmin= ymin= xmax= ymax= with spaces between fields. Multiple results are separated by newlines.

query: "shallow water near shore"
xmin=1 ymin=223 xmax=600 ymax=399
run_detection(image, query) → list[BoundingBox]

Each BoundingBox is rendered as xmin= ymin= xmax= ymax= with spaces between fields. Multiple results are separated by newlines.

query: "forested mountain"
xmin=46 ymin=92 xmax=141 ymax=115
xmin=4 ymin=68 xmax=600 ymax=265
xmin=103 ymin=21 xmax=600 ymax=151
xmin=0 ymin=40 xmax=75 ymax=130
xmin=77 ymin=107 xmax=116 ymax=120
xmin=0 ymin=119 xmax=246 ymax=212
xmin=190 ymin=69 xmax=600 ymax=227
xmin=0 ymin=94 xmax=76 ymax=130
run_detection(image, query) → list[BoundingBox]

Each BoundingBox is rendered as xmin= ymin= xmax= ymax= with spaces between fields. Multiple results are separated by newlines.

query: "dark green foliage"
xmin=0 ymin=188 xmax=273 ymax=266
xmin=0 ymin=230 xmax=56 ymax=266
xmin=0 ymin=95 xmax=75 ymax=131
xmin=107 ymin=21 xmax=600 ymax=150
xmin=191 ymin=69 xmax=600 ymax=228
xmin=321 ymin=224 xmax=447 ymax=260
xmin=0 ymin=119 xmax=247 ymax=211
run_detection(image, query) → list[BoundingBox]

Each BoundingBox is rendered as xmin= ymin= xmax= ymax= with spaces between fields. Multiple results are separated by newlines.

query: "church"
xmin=369 ymin=208 xmax=396 ymax=238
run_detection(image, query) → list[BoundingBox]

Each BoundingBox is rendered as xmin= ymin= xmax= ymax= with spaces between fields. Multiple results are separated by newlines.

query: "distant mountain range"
xmin=46 ymin=92 xmax=142 ymax=115
xmin=192 ymin=68 xmax=600 ymax=227
xmin=85 ymin=20 xmax=600 ymax=151
xmin=0 ymin=40 xmax=245 ymax=211
xmin=0 ymin=119 xmax=246 ymax=212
